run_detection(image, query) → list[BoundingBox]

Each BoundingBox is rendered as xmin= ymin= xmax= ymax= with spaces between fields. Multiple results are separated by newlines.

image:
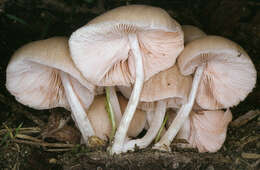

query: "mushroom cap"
xmin=87 ymin=95 xmax=111 ymax=140
xmin=182 ymin=25 xmax=206 ymax=44
xmin=178 ymin=36 xmax=257 ymax=109
xmin=6 ymin=37 xmax=95 ymax=110
xmin=168 ymin=109 xmax=232 ymax=152
xmin=69 ymin=5 xmax=184 ymax=86
xmin=118 ymin=65 xmax=192 ymax=103
xmin=188 ymin=109 xmax=232 ymax=152
xmin=87 ymin=95 xmax=146 ymax=140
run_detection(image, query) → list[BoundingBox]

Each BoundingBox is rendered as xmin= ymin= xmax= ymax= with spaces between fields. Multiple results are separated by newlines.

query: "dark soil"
xmin=0 ymin=0 xmax=259 ymax=169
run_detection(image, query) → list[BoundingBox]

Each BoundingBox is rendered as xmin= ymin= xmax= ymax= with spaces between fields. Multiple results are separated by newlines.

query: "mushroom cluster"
xmin=6 ymin=5 xmax=256 ymax=154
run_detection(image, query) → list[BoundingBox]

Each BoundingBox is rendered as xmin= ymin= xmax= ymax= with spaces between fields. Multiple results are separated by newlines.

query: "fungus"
xmin=118 ymin=65 xmax=192 ymax=152
xmin=167 ymin=109 xmax=232 ymax=152
xmin=182 ymin=25 xmax=206 ymax=44
xmin=69 ymin=5 xmax=184 ymax=154
xmin=6 ymin=37 xmax=96 ymax=142
xmin=154 ymin=36 xmax=256 ymax=151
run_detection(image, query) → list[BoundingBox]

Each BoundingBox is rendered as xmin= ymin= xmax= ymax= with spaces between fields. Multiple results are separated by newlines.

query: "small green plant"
xmin=0 ymin=122 xmax=23 ymax=147
xmin=155 ymin=113 xmax=168 ymax=143
xmin=105 ymin=87 xmax=116 ymax=144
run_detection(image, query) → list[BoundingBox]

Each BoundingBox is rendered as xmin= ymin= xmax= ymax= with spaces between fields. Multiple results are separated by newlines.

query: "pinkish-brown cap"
xmin=6 ymin=37 xmax=95 ymax=110
xmin=69 ymin=5 xmax=184 ymax=86
xmin=118 ymin=65 xmax=192 ymax=106
xmin=178 ymin=36 xmax=257 ymax=109
xmin=188 ymin=109 xmax=232 ymax=152
xmin=168 ymin=109 xmax=232 ymax=153
xmin=182 ymin=25 xmax=206 ymax=44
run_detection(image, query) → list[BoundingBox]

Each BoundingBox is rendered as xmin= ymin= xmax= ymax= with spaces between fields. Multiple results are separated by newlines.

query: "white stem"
xmin=108 ymin=86 xmax=122 ymax=126
xmin=146 ymin=110 xmax=154 ymax=128
xmin=111 ymin=33 xmax=144 ymax=154
xmin=153 ymin=65 xmax=205 ymax=151
xmin=60 ymin=72 xmax=95 ymax=143
xmin=123 ymin=101 xmax=166 ymax=152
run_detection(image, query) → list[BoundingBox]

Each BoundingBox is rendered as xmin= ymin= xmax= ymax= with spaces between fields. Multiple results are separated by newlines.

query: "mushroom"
xmin=182 ymin=25 xmax=206 ymax=44
xmin=118 ymin=65 xmax=192 ymax=152
xmin=87 ymin=94 xmax=146 ymax=141
xmin=167 ymin=109 xmax=232 ymax=152
xmin=154 ymin=36 xmax=257 ymax=151
xmin=69 ymin=5 xmax=184 ymax=154
xmin=6 ymin=37 xmax=96 ymax=142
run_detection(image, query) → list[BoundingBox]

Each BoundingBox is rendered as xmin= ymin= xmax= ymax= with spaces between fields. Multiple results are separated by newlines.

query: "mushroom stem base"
xmin=123 ymin=101 xmax=166 ymax=152
xmin=111 ymin=33 xmax=144 ymax=154
xmin=60 ymin=72 xmax=95 ymax=143
xmin=153 ymin=64 xmax=205 ymax=151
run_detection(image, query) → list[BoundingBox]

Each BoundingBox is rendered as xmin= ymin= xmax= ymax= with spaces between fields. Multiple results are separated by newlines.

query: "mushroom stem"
xmin=146 ymin=110 xmax=154 ymax=127
xmin=60 ymin=72 xmax=95 ymax=143
xmin=123 ymin=100 xmax=166 ymax=152
xmin=111 ymin=33 xmax=144 ymax=154
xmin=153 ymin=64 xmax=205 ymax=151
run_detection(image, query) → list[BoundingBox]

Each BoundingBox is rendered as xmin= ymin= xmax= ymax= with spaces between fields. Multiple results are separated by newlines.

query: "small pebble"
xmin=49 ymin=158 xmax=57 ymax=164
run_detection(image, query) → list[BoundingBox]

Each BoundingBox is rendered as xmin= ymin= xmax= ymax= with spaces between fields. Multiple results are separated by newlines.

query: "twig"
xmin=231 ymin=109 xmax=260 ymax=128
xmin=12 ymin=139 xmax=75 ymax=148
xmin=241 ymin=153 xmax=260 ymax=159
xmin=0 ymin=127 xmax=41 ymax=136
xmin=15 ymin=134 xmax=42 ymax=142
xmin=45 ymin=148 xmax=74 ymax=152
xmin=240 ymin=136 xmax=260 ymax=148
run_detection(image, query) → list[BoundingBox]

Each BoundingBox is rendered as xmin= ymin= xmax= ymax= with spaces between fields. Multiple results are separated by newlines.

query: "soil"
xmin=0 ymin=0 xmax=259 ymax=169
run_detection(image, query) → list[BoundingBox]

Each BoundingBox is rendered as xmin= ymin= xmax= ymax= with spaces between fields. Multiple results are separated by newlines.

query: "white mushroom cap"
xmin=87 ymin=95 xmax=146 ymax=140
xmin=69 ymin=5 xmax=184 ymax=86
xmin=178 ymin=36 xmax=257 ymax=109
xmin=6 ymin=37 xmax=95 ymax=110
xmin=182 ymin=25 xmax=206 ymax=44
xmin=168 ymin=109 xmax=232 ymax=153
xmin=188 ymin=109 xmax=232 ymax=152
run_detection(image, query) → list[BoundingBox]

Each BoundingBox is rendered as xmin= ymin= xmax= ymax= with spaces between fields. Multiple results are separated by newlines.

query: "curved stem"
xmin=60 ymin=72 xmax=95 ymax=143
xmin=123 ymin=101 xmax=166 ymax=152
xmin=111 ymin=33 xmax=144 ymax=154
xmin=153 ymin=65 xmax=205 ymax=151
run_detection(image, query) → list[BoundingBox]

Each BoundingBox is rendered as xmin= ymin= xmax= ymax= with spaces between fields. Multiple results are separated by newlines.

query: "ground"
xmin=0 ymin=0 xmax=259 ymax=169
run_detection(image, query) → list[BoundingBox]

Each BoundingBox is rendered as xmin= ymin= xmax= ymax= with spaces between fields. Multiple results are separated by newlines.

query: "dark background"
xmin=0 ymin=0 xmax=259 ymax=169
